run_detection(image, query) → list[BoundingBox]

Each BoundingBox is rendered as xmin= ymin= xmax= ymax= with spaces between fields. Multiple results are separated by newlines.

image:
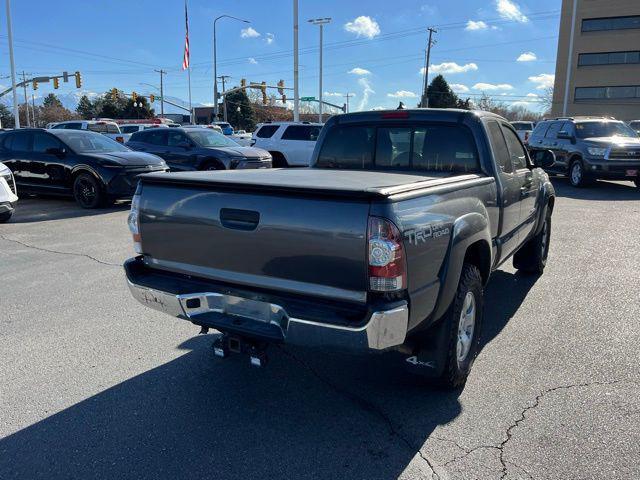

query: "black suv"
xmin=127 ymin=127 xmax=271 ymax=171
xmin=527 ymin=117 xmax=640 ymax=188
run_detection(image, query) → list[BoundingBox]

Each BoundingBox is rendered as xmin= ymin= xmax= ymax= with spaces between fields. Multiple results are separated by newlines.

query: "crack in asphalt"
xmin=278 ymin=346 xmax=442 ymax=479
xmin=0 ymin=234 xmax=120 ymax=267
xmin=495 ymin=380 xmax=625 ymax=480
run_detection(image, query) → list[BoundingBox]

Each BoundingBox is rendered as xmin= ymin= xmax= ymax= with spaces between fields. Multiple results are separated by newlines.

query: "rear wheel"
xmin=73 ymin=173 xmax=105 ymax=209
xmin=269 ymin=151 xmax=288 ymax=168
xmin=435 ymin=264 xmax=484 ymax=389
xmin=514 ymin=210 xmax=552 ymax=274
xmin=569 ymin=159 xmax=589 ymax=187
xmin=0 ymin=210 xmax=12 ymax=223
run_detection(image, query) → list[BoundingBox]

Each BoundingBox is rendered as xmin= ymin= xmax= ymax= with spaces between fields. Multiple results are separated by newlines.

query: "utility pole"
xmin=218 ymin=75 xmax=231 ymax=122
xmin=21 ymin=71 xmax=30 ymax=127
xmin=31 ymin=93 xmax=36 ymax=127
xmin=5 ymin=0 xmax=19 ymax=128
xmin=293 ymin=0 xmax=300 ymax=122
xmin=421 ymin=27 xmax=437 ymax=108
xmin=154 ymin=69 xmax=166 ymax=118
xmin=308 ymin=17 xmax=331 ymax=123
xmin=344 ymin=92 xmax=353 ymax=113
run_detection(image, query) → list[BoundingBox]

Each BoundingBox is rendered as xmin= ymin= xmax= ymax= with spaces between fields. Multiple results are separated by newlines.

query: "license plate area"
xmin=626 ymin=169 xmax=638 ymax=177
xmin=180 ymin=292 xmax=287 ymax=325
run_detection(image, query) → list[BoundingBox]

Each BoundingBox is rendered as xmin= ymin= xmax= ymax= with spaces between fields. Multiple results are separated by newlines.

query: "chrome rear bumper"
xmin=127 ymin=279 xmax=408 ymax=351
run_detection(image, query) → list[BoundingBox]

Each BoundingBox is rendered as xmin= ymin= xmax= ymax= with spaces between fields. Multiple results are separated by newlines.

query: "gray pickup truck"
xmin=125 ymin=109 xmax=556 ymax=388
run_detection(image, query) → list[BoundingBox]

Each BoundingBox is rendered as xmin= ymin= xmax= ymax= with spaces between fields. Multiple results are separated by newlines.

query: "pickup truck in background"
xmin=125 ymin=109 xmax=556 ymax=388
xmin=51 ymin=120 xmax=131 ymax=144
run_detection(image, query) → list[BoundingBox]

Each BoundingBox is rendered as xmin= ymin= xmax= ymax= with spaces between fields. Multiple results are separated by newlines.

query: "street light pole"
xmin=154 ymin=69 xmax=166 ymax=118
xmin=293 ymin=0 xmax=300 ymax=122
xmin=213 ymin=15 xmax=250 ymax=122
xmin=5 ymin=0 xmax=20 ymax=128
xmin=308 ymin=17 xmax=331 ymax=123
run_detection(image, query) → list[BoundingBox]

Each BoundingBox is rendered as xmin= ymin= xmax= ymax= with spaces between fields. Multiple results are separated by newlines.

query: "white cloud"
xmin=517 ymin=52 xmax=537 ymax=62
xmin=344 ymin=16 xmax=381 ymax=39
xmin=357 ymin=78 xmax=375 ymax=111
xmin=425 ymin=62 xmax=478 ymax=75
xmin=324 ymin=91 xmax=352 ymax=97
xmin=265 ymin=33 xmax=274 ymax=45
xmin=496 ymin=0 xmax=528 ymax=23
xmin=387 ymin=90 xmax=418 ymax=98
xmin=510 ymin=101 xmax=534 ymax=108
xmin=451 ymin=83 xmax=470 ymax=93
xmin=472 ymin=82 xmax=514 ymax=91
xmin=526 ymin=92 xmax=539 ymax=98
xmin=240 ymin=27 xmax=260 ymax=39
xmin=528 ymin=73 xmax=554 ymax=89
xmin=348 ymin=67 xmax=371 ymax=76
xmin=466 ymin=20 xmax=489 ymax=31
xmin=371 ymin=106 xmax=388 ymax=111
xmin=420 ymin=5 xmax=438 ymax=16
xmin=248 ymin=57 xmax=258 ymax=64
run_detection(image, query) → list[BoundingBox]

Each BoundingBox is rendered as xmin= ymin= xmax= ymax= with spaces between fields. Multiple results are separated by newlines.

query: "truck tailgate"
xmin=138 ymin=181 xmax=370 ymax=303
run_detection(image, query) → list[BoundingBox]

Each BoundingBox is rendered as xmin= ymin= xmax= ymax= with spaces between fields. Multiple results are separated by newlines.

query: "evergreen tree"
xmin=42 ymin=93 xmax=63 ymax=109
xmin=0 ymin=104 xmax=13 ymax=128
xmin=225 ymin=88 xmax=255 ymax=131
xmin=76 ymin=95 xmax=96 ymax=119
xmin=120 ymin=97 xmax=154 ymax=119
xmin=426 ymin=75 xmax=460 ymax=108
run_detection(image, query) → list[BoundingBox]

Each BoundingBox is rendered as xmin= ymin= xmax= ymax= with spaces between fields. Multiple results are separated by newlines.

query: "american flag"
xmin=182 ymin=1 xmax=190 ymax=70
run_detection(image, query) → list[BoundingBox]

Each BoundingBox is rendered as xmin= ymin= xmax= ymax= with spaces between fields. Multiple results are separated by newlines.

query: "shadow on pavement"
xmin=0 ymin=276 xmax=536 ymax=479
xmin=551 ymin=176 xmax=639 ymax=201
xmin=8 ymin=197 xmax=130 ymax=224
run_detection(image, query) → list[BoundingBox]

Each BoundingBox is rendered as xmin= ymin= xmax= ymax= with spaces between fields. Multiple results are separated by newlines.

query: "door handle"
xmin=220 ymin=208 xmax=260 ymax=231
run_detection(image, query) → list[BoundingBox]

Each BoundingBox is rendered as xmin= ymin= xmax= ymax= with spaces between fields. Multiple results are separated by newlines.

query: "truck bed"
xmin=141 ymin=168 xmax=481 ymax=198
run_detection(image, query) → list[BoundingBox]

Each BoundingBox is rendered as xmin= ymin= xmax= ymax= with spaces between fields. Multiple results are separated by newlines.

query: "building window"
xmin=574 ymin=86 xmax=640 ymax=100
xmin=582 ymin=16 xmax=640 ymax=32
xmin=578 ymin=51 xmax=640 ymax=66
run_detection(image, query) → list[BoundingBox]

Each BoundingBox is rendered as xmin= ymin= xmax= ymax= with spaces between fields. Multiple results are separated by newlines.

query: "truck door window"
xmin=501 ymin=125 xmax=528 ymax=170
xmin=544 ymin=121 xmax=563 ymax=138
xmin=487 ymin=121 xmax=513 ymax=174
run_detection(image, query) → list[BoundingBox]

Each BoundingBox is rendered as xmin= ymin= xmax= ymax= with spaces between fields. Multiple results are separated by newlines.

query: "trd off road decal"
xmin=404 ymin=223 xmax=450 ymax=245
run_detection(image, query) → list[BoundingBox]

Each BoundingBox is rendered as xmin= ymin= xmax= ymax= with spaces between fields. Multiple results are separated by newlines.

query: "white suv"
xmin=51 ymin=120 xmax=130 ymax=143
xmin=251 ymin=122 xmax=322 ymax=167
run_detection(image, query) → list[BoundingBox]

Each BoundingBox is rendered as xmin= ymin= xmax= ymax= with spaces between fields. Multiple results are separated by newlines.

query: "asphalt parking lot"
xmin=1 ymin=179 xmax=639 ymax=480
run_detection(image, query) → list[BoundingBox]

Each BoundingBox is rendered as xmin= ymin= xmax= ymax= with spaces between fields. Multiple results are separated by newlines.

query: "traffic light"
xmin=261 ymin=81 xmax=267 ymax=105
xmin=149 ymin=94 xmax=155 ymax=103
xmin=277 ymin=80 xmax=285 ymax=104
xmin=74 ymin=71 xmax=82 ymax=88
xmin=110 ymin=88 xmax=119 ymax=101
xmin=32 ymin=80 xmax=38 ymax=91
xmin=131 ymin=92 xmax=137 ymax=103
xmin=240 ymin=78 xmax=246 ymax=89
xmin=53 ymin=77 xmax=59 ymax=89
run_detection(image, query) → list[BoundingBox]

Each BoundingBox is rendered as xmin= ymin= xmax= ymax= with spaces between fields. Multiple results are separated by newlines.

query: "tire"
xmin=200 ymin=160 xmax=223 ymax=171
xmin=72 ymin=173 xmax=105 ymax=209
xmin=435 ymin=264 xmax=484 ymax=389
xmin=0 ymin=210 xmax=12 ymax=223
xmin=513 ymin=210 xmax=552 ymax=274
xmin=569 ymin=159 xmax=589 ymax=187
xmin=269 ymin=151 xmax=288 ymax=168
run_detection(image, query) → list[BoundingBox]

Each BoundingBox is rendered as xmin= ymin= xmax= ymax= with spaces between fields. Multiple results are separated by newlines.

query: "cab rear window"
xmin=316 ymin=123 xmax=479 ymax=173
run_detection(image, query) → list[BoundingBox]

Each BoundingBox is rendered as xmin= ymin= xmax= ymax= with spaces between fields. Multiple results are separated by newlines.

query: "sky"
xmin=0 ymin=0 xmax=560 ymax=113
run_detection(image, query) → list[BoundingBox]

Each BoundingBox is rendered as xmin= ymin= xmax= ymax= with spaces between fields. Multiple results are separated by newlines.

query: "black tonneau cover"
xmin=140 ymin=168 xmax=482 ymax=198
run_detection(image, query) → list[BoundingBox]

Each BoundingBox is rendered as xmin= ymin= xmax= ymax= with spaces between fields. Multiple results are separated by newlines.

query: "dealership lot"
xmin=1 ymin=179 xmax=639 ymax=480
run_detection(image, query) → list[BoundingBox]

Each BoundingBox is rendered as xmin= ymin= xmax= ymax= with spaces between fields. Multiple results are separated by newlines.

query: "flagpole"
xmin=186 ymin=0 xmax=193 ymax=124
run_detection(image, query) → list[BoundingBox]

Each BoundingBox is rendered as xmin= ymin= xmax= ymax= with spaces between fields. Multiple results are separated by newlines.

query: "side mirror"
xmin=533 ymin=150 xmax=555 ymax=169
xmin=45 ymin=147 xmax=66 ymax=156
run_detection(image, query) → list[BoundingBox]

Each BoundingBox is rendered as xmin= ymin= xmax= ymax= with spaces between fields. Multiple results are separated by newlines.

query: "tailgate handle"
xmin=220 ymin=208 xmax=260 ymax=231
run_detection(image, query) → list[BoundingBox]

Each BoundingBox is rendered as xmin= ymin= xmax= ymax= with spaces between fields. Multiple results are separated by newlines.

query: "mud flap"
xmin=402 ymin=318 xmax=450 ymax=378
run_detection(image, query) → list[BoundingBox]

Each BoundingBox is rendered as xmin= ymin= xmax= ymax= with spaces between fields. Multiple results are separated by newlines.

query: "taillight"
xmin=367 ymin=217 xmax=406 ymax=292
xmin=115 ymin=136 xmax=124 ymax=143
xmin=127 ymin=193 xmax=142 ymax=254
xmin=524 ymin=131 xmax=529 ymax=143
